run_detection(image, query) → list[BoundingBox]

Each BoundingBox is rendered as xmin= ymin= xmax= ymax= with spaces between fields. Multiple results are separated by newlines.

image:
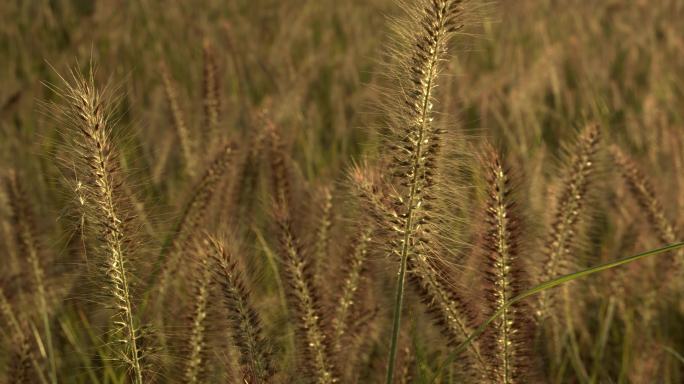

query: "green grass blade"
xmin=589 ymin=298 xmax=616 ymax=383
xmin=430 ymin=241 xmax=684 ymax=382
xmin=663 ymin=346 xmax=684 ymax=366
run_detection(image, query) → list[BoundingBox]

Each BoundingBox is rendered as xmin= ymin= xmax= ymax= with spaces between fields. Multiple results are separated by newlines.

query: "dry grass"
xmin=0 ymin=0 xmax=683 ymax=383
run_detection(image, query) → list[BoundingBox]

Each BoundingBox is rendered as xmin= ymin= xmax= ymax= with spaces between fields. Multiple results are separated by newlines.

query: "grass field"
xmin=1 ymin=0 xmax=683 ymax=383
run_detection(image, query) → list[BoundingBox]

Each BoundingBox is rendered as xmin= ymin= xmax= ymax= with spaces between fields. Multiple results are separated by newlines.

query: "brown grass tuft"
xmin=3 ymin=169 xmax=56 ymax=382
xmin=479 ymin=147 xmax=535 ymax=384
xmin=209 ymin=235 xmax=274 ymax=384
xmin=155 ymin=143 xmax=234 ymax=302
xmin=274 ymin=204 xmax=337 ymax=384
xmin=536 ymin=123 xmax=601 ymax=320
xmin=381 ymin=1 xmax=467 ymax=379
xmin=182 ymin=240 xmax=213 ymax=384
xmin=610 ymin=145 xmax=682 ymax=289
xmin=55 ymin=67 xmax=145 ymax=383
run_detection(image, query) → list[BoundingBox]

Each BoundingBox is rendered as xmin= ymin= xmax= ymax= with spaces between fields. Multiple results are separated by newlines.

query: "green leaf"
xmin=431 ymin=241 xmax=684 ymax=382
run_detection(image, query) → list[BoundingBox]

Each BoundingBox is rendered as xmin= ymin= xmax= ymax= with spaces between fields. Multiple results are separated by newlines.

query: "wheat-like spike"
xmin=397 ymin=342 xmax=415 ymax=384
xmin=275 ymin=206 xmax=337 ymax=384
xmin=0 ymin=287 xmax=25 ymax=351
xmin=160 ymin=61 xmax=196 ymax=178
xmin=331 ymin=228 xmax=371 ymax=353
xmin=58 ymin=68 xmax=145 ymax=383
xmin=383 ymin=1 xmax=465 ymax=381
xmin=408 ymin=249 xmax=493 ymax=381
xmin=230 ymin=121 xmax=267 ymax=224
xmin=182 ymin=242 xmax=212 ymax=384
xmin=7 ymin=324 xmax=34 ymax=384
xmin=610 ymin=145 xmax=682 ymax=287
xmin=118 ymin=165 xmax=156 ymax=240
xmin=155 ymin=143 xmax=234 ymax=299
xmin=202 ymin=39 xmax=220 ymax=142
xmin=72 ymin=174 xmax=90 ymax=269
xmin=480 ymin=148 xmax=533 ymax=384
xmin=313 ymin=186 xmax=333 ymax=279
xmin=1 ymin=287 xmax=46 ymax=384
xmin=4 ymin=171 xmax=44 ymax=295
xmin=266 ymin=113 xmax=335 ymax=382
xmin=402 ymin=239 xmax=495 ymax=378
xmin=4 ymin=170 xmax=57 ymax=383
xmin=348 ymin=164 xmax=399 ymax=230
xmin=208 ymin=236 xmax=273 ymax=384
xmin=536 ymin=123 xmax=600 ymax=321
xmin=266 ymin=118 xmax=292 ymax=210
xmin=362 ymin=135 xmax=479 ymax=370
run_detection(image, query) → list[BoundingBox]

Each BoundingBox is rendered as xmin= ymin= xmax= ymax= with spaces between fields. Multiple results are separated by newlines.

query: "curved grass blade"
xmin=663 ymin=346 xmax=684 ymax=366
xmin=430 ymin=241 xmax=684 ymax=383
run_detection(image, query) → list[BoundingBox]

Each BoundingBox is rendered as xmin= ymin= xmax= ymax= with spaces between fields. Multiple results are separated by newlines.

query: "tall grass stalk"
xmin=182 ymin=241 xmax=212 ymax=384
xmin=384 ymin=1 xmax=464 ymax=382
xmin=154 ymin=143 xmax=234 ymax=299
xmin=209 ymin=235 xmax=273 ymax=383
xmin=160 ymin=61 xmax=196 ymax=178
xmin=1 ymin=286 xmax=49 ymax=383
xmin=480 ymin=148 xmax=532 ymax=383
xmin=5 ymin=171 xmax=57 ymax=383
xmin=432 ymin=241 xmax=684 ymax=382
xmin=331 ymin=228 xmax=371 ymax=353
xmin=275 ymin=205 xmax=336 ymax=383
xmin=54 ymin=67 xmax=145 ymax=384
xmin=611 ymin=145 xmax=682 ymax=287
xmin=537 ymin=123 xmax=600 ymax=321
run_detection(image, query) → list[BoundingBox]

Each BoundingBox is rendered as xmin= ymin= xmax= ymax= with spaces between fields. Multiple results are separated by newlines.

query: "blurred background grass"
xmin=1 ymin=0 xmax=684 ymax=382
xmin=2 ymin=0 xmax=683 ymax=208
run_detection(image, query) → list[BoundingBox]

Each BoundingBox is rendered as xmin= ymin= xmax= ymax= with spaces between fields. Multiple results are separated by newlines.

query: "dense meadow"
xmin=1 ymin=0 xmax=683 ymax=383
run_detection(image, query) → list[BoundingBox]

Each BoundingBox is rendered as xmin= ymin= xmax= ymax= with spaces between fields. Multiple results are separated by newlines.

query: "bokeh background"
xmin=1 ymin=0 xmax=683 ymax=382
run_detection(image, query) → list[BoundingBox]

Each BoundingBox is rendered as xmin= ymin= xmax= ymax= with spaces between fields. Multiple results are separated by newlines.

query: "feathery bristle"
xmin=182 ymin=241 xmax=213 ymax=384
xmin=4 ymin=169 xmax=57 ymax=382
xmin=386 ymin=0 xmax=464 ymax=239
xmin=160 ymin=61 xmax=196 ymax=178
xmin=7 ymin=325 xmax=34 ymax=384
xmin=0 ymin=287 xmax=26 ymax=353
xmin=230 ymin=118 xmax=268 ymax=226
xmin=348 ymin=163 xmax=399 ymax=232
xmin=264 ymin=106 xmax=335 ymax=382
xmin=274 ymin=205 xmax=337 ymax=384
xmin=610 ymin=145 xmax=682 ymax=288
xmin=57 ymin=67 xmax=145 ymax=384
xmin=313 ymin=186 xmax=334 ymax=282
xmin=209 ymin=236 xmax=273 ymax=384
xmin=382 ymin=1 xmax=467 ymax=380
xmin=1 ymin=287 xmax=44 ymax=383
xmin=4 ymin=171 xmax=44 ymax=296
xmin=480 ymin=148 xmax=534 ymax=384
xmin=536 ymin=123 xmax=601 ymax=320
xmin=266 ymin=118 xmax=292 ymax=211
xmin=155 ymin=143 xmax=234 ymax=300
xmin=331 ymin=228 xmax=371 ymax=354
xmin=408 ymin=255 xmax=488 ymax=376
